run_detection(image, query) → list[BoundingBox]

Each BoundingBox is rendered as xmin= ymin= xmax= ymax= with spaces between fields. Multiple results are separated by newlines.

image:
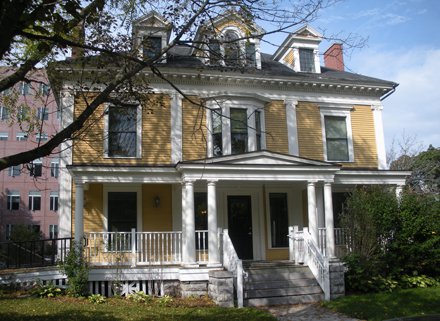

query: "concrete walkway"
xmin=262 ymin=303 xmax=362 ymax=321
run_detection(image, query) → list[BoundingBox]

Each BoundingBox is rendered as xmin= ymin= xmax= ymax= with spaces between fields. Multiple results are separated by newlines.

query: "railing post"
xmin=289 ymin=226 xmax=295 ymax=261
xmin=131 ymin=228 xmax=136 ymax=267
xmin=237 ymin=260 xmax=244 ymax=308
xmin=324 ymin=258 xmax=331 ymax=301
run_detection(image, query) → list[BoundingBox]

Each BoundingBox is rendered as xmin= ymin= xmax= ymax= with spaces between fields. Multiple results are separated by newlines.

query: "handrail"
xmin=222 ymin=229 xmax=244 ymax=308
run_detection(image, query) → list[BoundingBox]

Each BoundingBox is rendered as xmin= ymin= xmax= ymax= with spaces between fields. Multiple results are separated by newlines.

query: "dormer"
xmin=132 ymin=11 xmax=171 ymax=62
xmin=193 ymin=11 xmax=265 ymax=69
xmin=272 ymin=25 xmax=322 ymax=73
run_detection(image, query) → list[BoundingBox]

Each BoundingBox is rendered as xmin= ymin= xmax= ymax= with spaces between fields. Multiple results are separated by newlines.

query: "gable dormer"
xmin=272 ymin=25 xmax=322 ymax=73
xmin=193 ymin=11 xmax=265 ymax=69
xmin=132 ymin=11 xmax=171 ymax=62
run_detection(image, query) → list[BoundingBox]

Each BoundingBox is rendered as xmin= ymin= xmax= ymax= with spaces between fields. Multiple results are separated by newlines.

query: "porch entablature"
xmin=334 ymin=169 xmax=410 ymax=186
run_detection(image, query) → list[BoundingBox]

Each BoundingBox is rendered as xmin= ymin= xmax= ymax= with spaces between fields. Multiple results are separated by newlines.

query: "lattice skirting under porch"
xmin=89 ymin=280 xmax=165 ymax=297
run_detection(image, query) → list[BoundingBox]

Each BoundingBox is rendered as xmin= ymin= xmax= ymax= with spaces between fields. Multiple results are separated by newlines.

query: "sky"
xmin=262 ymin=0 xmax=440 ymax=152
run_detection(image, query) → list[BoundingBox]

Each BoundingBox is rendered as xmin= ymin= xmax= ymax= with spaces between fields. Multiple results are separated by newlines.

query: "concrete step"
xmin=245 ymin=293 xmax=324 ymax=307
xmin=246 ymin=285 xmax=323 ymax=299
xmin=243 ymin=260 xmax=299 ymax=269
xmin=245 ymin=277 xmax=318 ymax=290
xmin=245 ymin=269 xmax=315 ymax=282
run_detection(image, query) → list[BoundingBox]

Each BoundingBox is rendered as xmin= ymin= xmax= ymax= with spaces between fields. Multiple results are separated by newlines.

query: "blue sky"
xmin=263 ymin=0 xmax=440 ymax=151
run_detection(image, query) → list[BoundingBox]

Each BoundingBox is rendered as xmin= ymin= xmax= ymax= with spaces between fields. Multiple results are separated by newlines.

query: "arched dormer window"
xmin=224 ymin=30 xmax=240 ymax=66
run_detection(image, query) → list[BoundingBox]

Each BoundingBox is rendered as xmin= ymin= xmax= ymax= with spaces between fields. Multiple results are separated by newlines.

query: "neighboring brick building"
xmin=0 ymin=68 xmax=59 ymax=240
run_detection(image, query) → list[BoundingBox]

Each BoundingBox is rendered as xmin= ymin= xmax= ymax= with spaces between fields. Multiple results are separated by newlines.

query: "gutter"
xmin=380 ymin=83 xmax=398 ymax=101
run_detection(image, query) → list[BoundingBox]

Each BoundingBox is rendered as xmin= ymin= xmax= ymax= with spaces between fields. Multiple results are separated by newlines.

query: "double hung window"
xmin=107 ymin=104 xmax=139 ymax=158
xmin=211 ymin=109 xmax=222 ymax=156
xmin=28 ymin=191 xmax=41 ymax=211
xmin=324 ymin=116 xmax=349 ymax=161
xmin=230 ymin=108 xmax=248 ymax=155
xmin=143 ymin=36 xmax=162 ymax=59
xmin=50 ymin=192 xmax=58 ymax=211
xmin=7 ymin=192 xmax=20 ymax=210
xmin=9 ymin=165 xmax=21 ymax=177
xmin=30 ymin=159 xmax=43 ymax=177
xmin=299 ymin=48 xmax=315 ymax=72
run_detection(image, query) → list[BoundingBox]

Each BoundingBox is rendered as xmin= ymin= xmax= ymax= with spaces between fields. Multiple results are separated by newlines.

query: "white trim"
xmin=372 ymin=104 xmax=387 ymax=169
xmin=103 ymin=184 xmax=143 ymax=232
xmin=320 ymin=107 xmax=354 ymax=162
xmin=334 ymin=170 xmax=410 ymax=185
xmin=285 ymin=99 xmax=299 ymax=155
xmin=171 ymin=93 xmax=183 ymax=163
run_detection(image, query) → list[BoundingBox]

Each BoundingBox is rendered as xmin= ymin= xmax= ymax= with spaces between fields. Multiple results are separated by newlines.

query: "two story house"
xmin=50 ymin=11 xmax=408 ymax=305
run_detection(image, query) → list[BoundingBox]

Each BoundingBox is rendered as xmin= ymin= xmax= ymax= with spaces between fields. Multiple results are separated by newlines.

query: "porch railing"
xmin=85 ymin=230 xmax=209 ymax=266
xmin=318 ymin=228 xmax=352 ymax=257
xmin=0 ymin=238 xmax=72 ymax=269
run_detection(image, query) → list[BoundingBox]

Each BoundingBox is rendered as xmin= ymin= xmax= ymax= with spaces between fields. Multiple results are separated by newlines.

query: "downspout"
xmin=380 ymin=83 xmax=398 ymax=101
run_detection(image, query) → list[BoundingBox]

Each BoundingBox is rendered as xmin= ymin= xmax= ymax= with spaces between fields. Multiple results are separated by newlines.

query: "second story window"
xmin=7 ymin=192 xmax=20 ymax=210
xmin=0 ymin=106 xmax=9 ymax=120
xmin=0 ymin=132 xmax=8 ymax=141
xmin=30 ymin=159 xmax=43 ymax=177
xmin=28 ymin=191 xmax=41 ymax=211
xmin=50 ymin=159 xmax=59 ymax=178
xmin=50 ymin=192 xmax=59 ymax=211
xmin=106 ymin=104 xmax=140 ymax=158
xmin=143 ymin=36 xmax=162 ymax=59
xmin=324 ymin=116 xmax=349 ymax=161
xmin=211 ymin=109 xmax=222 ymax=157
xmin=16 ymin=132 xmax=28 ymax=141
xmin=9 ymin=165 xmax=21 ymax=177
xmin=36 ymin=133 xmax=48 ymax=142
xmin=37 ymin=107 xmax=49 ymax=120
xmin=230 ymin=108 xmax=248 ymax=154
xmin=299 ymin=48 xmax=315 ymax=72
xmin=49 ymin=224 xmax=58 ymax=239
xmin=40 ymin=83 xmax=50 ymax=96
xmin=21 ymin=82 xmax=30 ymax=95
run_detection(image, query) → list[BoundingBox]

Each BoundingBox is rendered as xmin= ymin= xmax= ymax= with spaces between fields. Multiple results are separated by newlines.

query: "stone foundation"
xmin=208 ymin=270 xmax=234 ymax=307
xmin=180 ymin=281 xmax=208 ymax=297
xmin=328 ymin=259 xmax=345 ymax=300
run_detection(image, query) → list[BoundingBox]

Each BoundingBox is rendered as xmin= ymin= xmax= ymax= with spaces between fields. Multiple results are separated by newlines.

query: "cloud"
xmin=383 ymin=13 xmax=411 ymax=25
xmin=348 ymin=47 xmax=440 ymax=148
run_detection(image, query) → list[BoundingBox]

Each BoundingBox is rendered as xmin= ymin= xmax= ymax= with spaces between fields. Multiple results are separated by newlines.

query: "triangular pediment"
xmin=182 ymin=150 xmax=334 ymax=167
xmin=133 ymin=11 xmax=171 ymax=29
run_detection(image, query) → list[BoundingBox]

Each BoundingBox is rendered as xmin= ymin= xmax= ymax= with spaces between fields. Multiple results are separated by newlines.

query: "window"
xmin=0 ymin=106 xmax=9 ymax=120
xmin=245 ymin=42 xmax=256 ymax=67
xmin=18 ymin=106 xmax=29 ymax=121
xmin=9 ymin=165 xmax=21 ymax=177
xmin=269 ymin=193 xmax=288 ymax=248
xmin=50 ymin=192 xmax=58 ymax=211
xmin=36 ymin=133 xmax=48 ymax=142
xmin=0 ymin=132 xmax=8 ymax=141
xmin=208 ymin=40 xmax=222 ymax=65
xmin=28 ymin=191 xmax=41 ymax=211
xmin=107 ymin=104 xmax=139 ymax=157
xmin=230 ymin=108 xmax=248 ymax=154
xmin=6 ymin=224 xmax=14 ymax=240
xmin=324 ymin=116 xmax=349 ymax=161
xmin=255 ymin=110 xmax=262 ymax=151
xmin=40 ymin=83 xmax=50 ymax=96
xmin=211 ymin=109 xmax=222 ymax=156
xmin=2 ymin=88 xmax=11 ymax=96
xmin=30 ymin=159 xmax=43 ymax=177
xmin=143 ymin=36 xmax=162 ymax=59
xmin=21 ymin=82 xmax=30 ymax=95
xmin=224 ymin=30 xmax=240 ymax=66
xmin=299 ymin=48 xmax=315 ymax=72
xmin=37 ymin=107 xmax=48 ymax=120
xmin=16 ymin=132 xmax=28 ymax=141
xmin=50 ymin=159 xmax=59 ymax=178
xmin=7 ymin=192 xmax=20 ymax=210
xmin=49 ymin=225 xmax=58 ymax=239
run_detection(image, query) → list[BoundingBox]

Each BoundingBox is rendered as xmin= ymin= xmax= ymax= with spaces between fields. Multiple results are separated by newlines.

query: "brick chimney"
xmin=324 ymin=43 xmax=344 ymax=71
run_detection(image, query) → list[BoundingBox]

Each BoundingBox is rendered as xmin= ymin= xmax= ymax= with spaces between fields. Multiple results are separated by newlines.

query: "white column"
xmin=324 ymin=182 xmax=336 ymax=258
xmin=316 ymin=185 xmax=325 ymax=228
xmin=307 ymin=181 xmax=318 ymax=245
xmin=396 ymin=185 xmax=404 ymax=202
xmin=171 ymin=93 xmax=183 ymax=163
xmin=372 ymin=104 xmax=387 ymax=169
xmin=182 ymin=180 xmax=196 ymax=265
xmin=74 ymin=180 xmax=84 ymax=245
xmin=207 ymin=180 xmax=220 ymax=266
xmin=285 ymin=99 xmax=299 ymax=156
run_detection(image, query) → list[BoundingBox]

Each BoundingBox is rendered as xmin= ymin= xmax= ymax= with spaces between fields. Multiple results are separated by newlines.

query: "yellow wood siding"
xmin=265 ymin=101 xmax=289 ymax=154
xmin=84 ymin=184 xmax=104 ymax=233
xmin=72 ymin=93 xmax=171 ymax=165
xmin=348 ymin=105 xmax=378 ymax=168
xmin=296 ymin=102 xmax=324 ymax=160
xmin=283 ymin=49 xmax=294 ymax=66
xmin=142 ymin=184 xmax=172 ymax=231
xmin=266 ymin=249 xmax=289 ymax=260
xmin=182 ymin=97 xmax=207 ymax=160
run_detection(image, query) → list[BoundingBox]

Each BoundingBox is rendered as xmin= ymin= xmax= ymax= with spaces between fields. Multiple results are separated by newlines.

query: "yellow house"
xmin=51 ymin=11 xmax=409 ymax=305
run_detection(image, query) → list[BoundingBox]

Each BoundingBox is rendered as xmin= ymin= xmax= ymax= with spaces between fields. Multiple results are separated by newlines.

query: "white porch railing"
xmin=85 ymin=230 xmax=209 ymax=266
xmin=222 ymin=229 xmax=244 ymax=308
xmin=318 ymin=228 xmax=352 ymax=257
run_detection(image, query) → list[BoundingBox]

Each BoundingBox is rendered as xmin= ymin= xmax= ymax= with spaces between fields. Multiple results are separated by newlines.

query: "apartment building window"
xmin=40 ymin=83 xmax=50 ymax=96
xmin=21 ymin=82 xmax=30 ymax=95
xmin=7 ymin=191 xmax=20 ymax=210
xmin=0 ymin=106 xmax=9 ymax=120
xmin=211 ymin=109 xmax=222 ymax=157
xmin=37 ymin=107 xmax=49 ymax=120
xmin=16 ymin=132 xmax=28 ymax=141
xmin=268 ymin=193 xmax=289 ymax=248
xmin=36 ymin=133 xmax=48 ymax=142
xmin=9 ymin=165 xmax=21 ymax=177
xmin=0 ymin=132 xmax=8 ymax=141
xmin=106 ymin=104 xmax=140 ymax=158
xmin=230 ymin=108 xmax=248 ymax=154
xmin=49 ymin=224 xmax=58 ymax=239
xmin=30 ymin=159 xmax=43 ymax=177
xmin=28 ymin=191 xmax=41 ymax=211
xmin=17 ymin=106 xmax=29 ymax=121
xmin=143 ymin=36 xmax=162 ymax=59
xmin=6 ymin=224 xmax=14 ymax=240
xmin=50 ymin=159 xmax=59 ymax=178
xmin=50 ymin=192 xmax=58 ymax=211
xmin=299 ymin=48 xmax=315 ymax=72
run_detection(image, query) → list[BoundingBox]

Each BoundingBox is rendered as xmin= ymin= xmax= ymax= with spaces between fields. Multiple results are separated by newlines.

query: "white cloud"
xmin=383 ymin=13 xmax=411 ymax=25
xmin=348 ymin=47 xmax=440 ymax=149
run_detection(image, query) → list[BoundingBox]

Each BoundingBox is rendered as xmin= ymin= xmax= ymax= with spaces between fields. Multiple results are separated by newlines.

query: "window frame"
xmin=49 ymin=224 xmax=58 ymax=239
xmin=37 ymin=107 xmax=49 ymax=120
xmin=0 ymin=132 xmax=8 ymax=141
xmin=28 ymin=191 xmax=42 ymax=211
xmin=9 ymin=165 xmax=21 ymax=177
xmin=29 ymin=159 xmax=43 ymax=177
xmin=299 ymin=48 xmax=316 ymax=72
xmin=50 ymin=192 xmax=59 ymax=211
xmin=50 ymin=159 xmax=59 ymax=178
xmin=104 ymin=103 xmax=142 ymax=159
xmin=16 ymin=132 xmax=28 ymax=141
xmin=7 ymin=192 xmax=20 ymax=211
xmin=0 ymin=106 xmax=9 ymax=120
xmin=36 ymin=133 xmax=48 ymax=142
xmin=320 ymin=107 xmax=354 ymax=162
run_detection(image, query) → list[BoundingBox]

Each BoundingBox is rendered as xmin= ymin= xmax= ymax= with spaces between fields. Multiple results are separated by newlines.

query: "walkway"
xmin=262 ymin=303 xmax=362 ymax=321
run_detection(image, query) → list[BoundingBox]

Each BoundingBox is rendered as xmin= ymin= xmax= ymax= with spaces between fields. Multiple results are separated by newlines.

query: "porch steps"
xmin=242 ymin=260 xmax=324 ymax=307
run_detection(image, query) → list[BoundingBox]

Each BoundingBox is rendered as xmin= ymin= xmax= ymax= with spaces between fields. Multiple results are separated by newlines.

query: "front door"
xmin=227 ymin=195 xmax=253 ymax=259
xmin=108 ymin=192 xmax=137 ymax=232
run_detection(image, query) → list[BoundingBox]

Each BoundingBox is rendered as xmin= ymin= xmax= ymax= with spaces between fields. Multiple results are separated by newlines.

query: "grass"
xmin=323 ymin=287 xmax=440 ymax=321
xmin=0 ymin=292 xmax=276 ymax=321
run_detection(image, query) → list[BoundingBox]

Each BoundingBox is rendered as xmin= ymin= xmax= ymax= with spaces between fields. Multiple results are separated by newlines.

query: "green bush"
xmin=33 ymin=281 xmax=63 ymax=298
xmin=126 ymin=291 xmax=152 ymax=303
xmin=88 ymin=293 xmax=106 ymax=304
xmin=58 ymin=242 xmax=89 ymax=297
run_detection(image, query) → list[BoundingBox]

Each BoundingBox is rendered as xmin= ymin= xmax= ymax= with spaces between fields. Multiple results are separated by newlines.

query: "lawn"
xmin=0 ymin=293 xmax=276 ymax=321
xmin=323 ymin=287 xmax=440 ymax=321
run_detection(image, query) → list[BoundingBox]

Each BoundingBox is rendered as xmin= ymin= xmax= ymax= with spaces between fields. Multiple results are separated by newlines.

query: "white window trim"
xmin=9 ymin=165 xmax=21 ymax=177
xmin=50 ymin=159 xmax=60 ymax=177
xmin=28 ymin=191 xmax=42 ymax=211
xmin=16 ymin=132 xmax=28 ymax=141
xmin=50 ymin=191 xmax=59 ymax=211
xmin=103 ymin=103 xmax=142 ymax=159
xmin=0 ymin=132 xmax=8 ymax=140
xmin=7 ymin=192 xmax=20 ymax=210
xmin=206 ymin=97 xmax=266 ymax=157
xmin=320 ymin=106 xmax=354 ymax=163
xmin=49 ymin=224 xmax=58 ymax=239
xmin=36 ymin=133 xmax=48 ymax=142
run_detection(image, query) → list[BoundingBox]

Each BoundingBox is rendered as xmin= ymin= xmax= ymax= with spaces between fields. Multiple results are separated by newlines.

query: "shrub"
xmin=157 ymin=295 xmax=173 ymax=306
xmin=58 ymin=242 xmax=89 ymax=297
xmin=126 ymin=291 xmax=152 ymax=303
xmin=33 ymin=281 xmax=63 ymax=298
xmin=88 ymin=293 xmax=106 ymax=304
